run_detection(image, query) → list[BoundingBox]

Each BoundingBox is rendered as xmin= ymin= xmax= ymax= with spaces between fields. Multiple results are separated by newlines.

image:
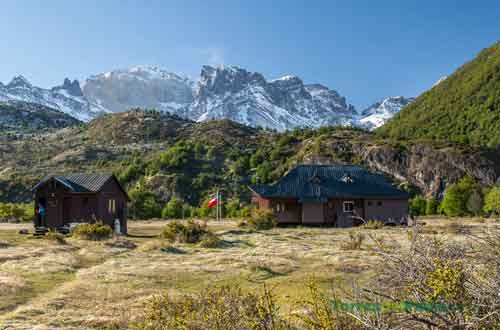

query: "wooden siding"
xmin=253 ymin=192 xmax=408 ymax=227
xmin=34 ymin=176 xmax=128 ymax=234
xmin=364 ymin=199 xmax=408 ymax=223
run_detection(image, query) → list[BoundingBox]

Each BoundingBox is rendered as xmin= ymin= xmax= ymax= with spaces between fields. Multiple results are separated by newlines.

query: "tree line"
xmin=410 ymin=175 xmax=500 ymax=217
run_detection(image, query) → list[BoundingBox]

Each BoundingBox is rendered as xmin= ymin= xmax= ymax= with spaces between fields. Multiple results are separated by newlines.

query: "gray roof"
xmin=33 ymin=173 xmax=116 ymax=193
xmin=252 ymin=165 xmax=409 ymax=201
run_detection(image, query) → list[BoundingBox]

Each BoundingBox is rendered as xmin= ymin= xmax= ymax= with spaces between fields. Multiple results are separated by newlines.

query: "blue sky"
xmin=1 ymin=0 xmax=499 ymax=109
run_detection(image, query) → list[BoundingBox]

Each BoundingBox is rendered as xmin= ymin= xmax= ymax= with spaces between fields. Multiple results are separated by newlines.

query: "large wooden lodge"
xmin=250 ymin=165 xmax=409 ymax=226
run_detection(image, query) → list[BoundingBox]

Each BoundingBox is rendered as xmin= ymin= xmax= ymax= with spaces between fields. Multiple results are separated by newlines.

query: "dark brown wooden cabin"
xmin=250 ymin=165 xmax=409 ymax=227
xmin=32 ymin=173 xmax=129 ymax=234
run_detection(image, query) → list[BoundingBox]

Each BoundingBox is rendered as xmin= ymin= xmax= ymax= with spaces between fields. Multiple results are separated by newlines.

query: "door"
xmin=325 ymin=200 xmax=337 ymax=226
xmin=63 ymin=197 xmax=72 ymax=225
xmin=302 ymin=203 xmax=325 ymax=225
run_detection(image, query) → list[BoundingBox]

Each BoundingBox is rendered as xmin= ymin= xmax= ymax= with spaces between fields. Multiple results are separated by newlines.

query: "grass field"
xmin=0 ymin=217 xmax=498 ymax=330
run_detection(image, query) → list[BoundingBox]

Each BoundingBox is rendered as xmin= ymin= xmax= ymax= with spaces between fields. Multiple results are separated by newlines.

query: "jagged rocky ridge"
xmin=1 ymin=65 xmax=411 ymax=131
xmin=0 ymin=75 xmax=107 ymax=121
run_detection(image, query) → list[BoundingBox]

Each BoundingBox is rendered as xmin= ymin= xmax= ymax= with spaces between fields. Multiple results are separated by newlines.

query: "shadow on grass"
xmin=218 ymin=239 xmax=255 ymax=249
xmin=160 ymin=246 xmax=187 ymax=254
xmin=247 ymin=264 xmax=291 ymax=282
xmin=126 ymin=234 xmax=157 ymax=239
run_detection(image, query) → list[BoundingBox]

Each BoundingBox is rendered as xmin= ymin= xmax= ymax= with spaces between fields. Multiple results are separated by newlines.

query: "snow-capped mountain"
xmin=82 ymin=65 xmax=194 ymax=114
xmin=1 ymin=65 xmax=412 ymax=131
xmin=0 ymin=76 xmax=107 ymax=121
xmin=184 ymin=65 xmax=357 ymax=130
xmin=358 ymin=96 xmax=415 ymax=130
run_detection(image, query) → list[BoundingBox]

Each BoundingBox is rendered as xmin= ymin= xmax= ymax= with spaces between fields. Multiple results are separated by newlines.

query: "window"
xmin=275 ymin=202 xmax=286 ymax=213
xmin=108 ymin=199 xmax=116 ymax=216
xmin=343 ymin=201 xmax=354 ymax=213
xmin=367 ymin=201 xmax=373 ymax=206
xmin=377 ymin=201 xmax=383 ymax=207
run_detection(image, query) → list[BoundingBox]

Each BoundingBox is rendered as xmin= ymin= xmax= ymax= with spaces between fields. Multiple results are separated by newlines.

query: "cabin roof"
xmin=33 ymin=173 xmax=128 ymax=198
xmin=251 ymin=164 xmax=409 ymax=201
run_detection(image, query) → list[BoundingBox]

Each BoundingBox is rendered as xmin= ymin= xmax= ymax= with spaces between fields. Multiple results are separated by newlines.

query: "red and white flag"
xmin=208 ymin=195 xmax=218 ymax=207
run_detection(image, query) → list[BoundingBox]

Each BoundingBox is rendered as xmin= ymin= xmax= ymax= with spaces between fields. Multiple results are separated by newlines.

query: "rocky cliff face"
xmin=186 ymin=65 xmax=358 ymax=130
xmin=82 ymin=65 xmax=194 ymax=114
xmin=348 ymin=143 xmax=499 ymax=197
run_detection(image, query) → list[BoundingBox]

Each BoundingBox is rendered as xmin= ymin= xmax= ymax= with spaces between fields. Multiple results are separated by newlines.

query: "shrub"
xmin=72 ymin=222 xmax=113 ymax=240
xmin=483 ymin=186 xmax=500 ymax=216
xmin=425 ymin=197 xmax=439 ymax=215
xmin=247 ymin=209 xmax=277 ymax=230
xmin=132 ymin=285 xmax=288 ymax=330
xmin=160 ymin=220 xmax=209 ymax=244
xmin=341 ymin=231 xmax=365 ymax=250
xmin=362 ymin=219 xmax=384 ymax=229
xmin=441 ymin=176 xmax=482 ymax=216
xmin=161 ymin=197 xmax=183 ymax=219
xmin=128 ymin=187 xmax=162 ymax=219
xmin=409 ymin=195 xmax=427 ymax=216
xmin=0 ymin=202 xmax=34 ymax=222
xmin=199 ymin=232 xmax=221 ymax=248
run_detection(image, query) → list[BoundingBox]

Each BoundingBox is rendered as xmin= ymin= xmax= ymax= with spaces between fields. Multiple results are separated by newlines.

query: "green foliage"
xmin=72 ymin=222 xmax=113 ymax=240
xmin=131 ymin=285 xmax=289 ymax=330
xmin=441 ymin=176 xmax=482 ymax=216
xmin=159 ymin=141 xmax=197 ymax=169
xmin=247 ymin=209 xmax=277 ymax=230
xmin=424 ymin=261 xmax=466 ymax=302
xmin=117 ymin=158 xmax=145 ymax=184
xmin=409 ymin=195 xmax=427 ymax=216
xmin=483 ymin=186 xmax=500 ymax=215
xmin=377 ymin=42 xmax=500 ymax=148
xmin=0 ymin=202 xmax=33 ymax=222
xmin=425 ymin=197 xmax=439 ymax=215
xmin=161 ymin=197 xmax=183 ymax=219
xmin=129 ymin=187 xmax=162 ymax=219
xmin=160 ymin=220 xmax=209 ymax=244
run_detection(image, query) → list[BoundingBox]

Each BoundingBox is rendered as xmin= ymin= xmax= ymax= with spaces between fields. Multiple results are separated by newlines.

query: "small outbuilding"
xmin=250 ymin=164 xmax=409 ymax=226
xmin=32 ymin=173 xmax=129 ymax=234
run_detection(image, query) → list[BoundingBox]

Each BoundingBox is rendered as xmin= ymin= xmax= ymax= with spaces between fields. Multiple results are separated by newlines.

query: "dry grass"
xmin=0 ymin=217 xmax=497 ymax=329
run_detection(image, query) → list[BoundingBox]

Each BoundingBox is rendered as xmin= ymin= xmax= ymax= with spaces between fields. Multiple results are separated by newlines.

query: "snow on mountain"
xmin=185 ymin=65 xmax=358 ymax=131
xmin=0 ymin=76 xmax=107 ymax=122
xmin=1 ymin=65 xmax=413 ymax=131
xmin=82 ymin=65 xmax=194 ymax=114
xmin=358 ymin=96 xmax=414 ymax=130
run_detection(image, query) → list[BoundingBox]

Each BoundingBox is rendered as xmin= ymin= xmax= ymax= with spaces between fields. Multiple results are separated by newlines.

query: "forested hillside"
xmin=1 ymin=109 xmax=499 ymax=215
xmin=377 ymin=42 xmax=500 ymax=148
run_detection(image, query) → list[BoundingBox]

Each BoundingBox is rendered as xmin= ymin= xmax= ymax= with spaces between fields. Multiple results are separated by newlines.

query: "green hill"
xmin=377 ymin=42 xmax=500 ymax=149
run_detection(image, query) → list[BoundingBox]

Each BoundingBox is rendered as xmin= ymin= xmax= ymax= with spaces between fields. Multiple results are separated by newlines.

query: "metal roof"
xmin=33 ymin=173 xmax=115 ymax=193
xmin=252 ymin=164 xmax=409 ymax=201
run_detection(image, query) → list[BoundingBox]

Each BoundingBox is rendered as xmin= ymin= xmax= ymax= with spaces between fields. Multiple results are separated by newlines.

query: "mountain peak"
xmin=7 ymin=75 xmax=32 ymax=88
xmin=52 ymin=78 xmax=84 ymax=97
xmin=359 ymin=96 xmax=415 ymax=130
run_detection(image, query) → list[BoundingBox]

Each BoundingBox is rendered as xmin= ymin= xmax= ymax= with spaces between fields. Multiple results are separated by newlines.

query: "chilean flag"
xmin=208 ymin=196 xmax=218 ymax=207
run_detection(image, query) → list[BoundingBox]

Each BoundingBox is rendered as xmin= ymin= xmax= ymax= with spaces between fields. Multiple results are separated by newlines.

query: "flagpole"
xmin=216 ymin=188 xmax=219 ymax=221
